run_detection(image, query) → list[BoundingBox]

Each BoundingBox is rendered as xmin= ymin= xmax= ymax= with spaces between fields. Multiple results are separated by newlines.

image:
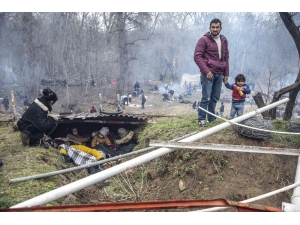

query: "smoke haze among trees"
xmin=0 ymin=12 xmax=299 ymax=100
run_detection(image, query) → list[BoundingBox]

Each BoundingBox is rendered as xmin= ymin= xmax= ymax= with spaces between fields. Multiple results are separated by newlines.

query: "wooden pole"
xmin=10 ymin=90 xmax=19 ymax=121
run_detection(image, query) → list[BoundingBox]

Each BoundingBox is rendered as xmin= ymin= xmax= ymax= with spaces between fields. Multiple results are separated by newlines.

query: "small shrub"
xmin=157 ymin=165 xmax=169 ymax=176
xmin=220 ymin=157 xmax=229 ymax=166
xmin=182 ymin=152 xmax=191 ymax=161
xmin=185 ymin=164 xmax=198 ymax=175
xmin=216 ymin=173 xmax=224 ymax=181
xmin=173 ymin=170 xmax=181 ymax=177
xmin=206 ymin=151 xmax=217 ymax=162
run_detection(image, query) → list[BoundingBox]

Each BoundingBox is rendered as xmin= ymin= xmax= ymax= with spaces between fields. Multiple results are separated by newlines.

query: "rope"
xmin=198 ymin=106 xmax=300 ymax=135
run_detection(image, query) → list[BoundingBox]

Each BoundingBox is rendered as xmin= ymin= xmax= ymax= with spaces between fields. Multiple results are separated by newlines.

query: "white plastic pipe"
xmin=195 ymin=181 xmax=300 ymax=212
xmin=283 ymin=156 xmax=300 ymax=211
xmin=11 ymin=99 xmax=286 ymax=208
xmin=292 ymin=156 xmax=300 ymax=205
xmin=282 ymin=202 xmax=300 ymax=212
xmin=179 ymin=98 xmax=289 ymax=143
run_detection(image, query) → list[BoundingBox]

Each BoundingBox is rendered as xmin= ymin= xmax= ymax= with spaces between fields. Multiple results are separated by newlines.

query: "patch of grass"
xmin=173 ymin=169 xmax=181 ymax=177
xmin=157 ymin=164 xmax=170 ymax=176
xmin=185 ymin=164 xmax=198 ymax=175
xmin=182 ymin=152 xmax=191 ymax=161
xmin=206 ymin=151 xmax=229 ymax=168
xmin=0 ymin=123 xmax=80 ymax=208
xmin=135 ymin=114 xmax=198 ymax=149
xmin=271 ymin=119 xmax=300 ymax=148
xmin=216 ymin=173 xmax=224 ymax=181
xmin=206 ymin=151 xmax=217 ymax=162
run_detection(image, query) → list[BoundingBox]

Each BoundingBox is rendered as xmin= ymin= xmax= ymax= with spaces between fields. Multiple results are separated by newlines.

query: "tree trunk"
xmin=268 ymin=70 xmax=300 ymax=119
xmin=117 ymin=12 xmax=129 ymax=95
xmin=283 ymin=70 xmax=300 ymax=120
xmin=252 ymin=91 xmax=271 ymax=119
xmin=278 ymin=13 xmax=300 ymax=120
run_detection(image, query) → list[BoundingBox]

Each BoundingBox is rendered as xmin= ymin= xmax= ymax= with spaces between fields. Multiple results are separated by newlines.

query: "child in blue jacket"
xmin=224 ymin=74 xmax=251 ymax=120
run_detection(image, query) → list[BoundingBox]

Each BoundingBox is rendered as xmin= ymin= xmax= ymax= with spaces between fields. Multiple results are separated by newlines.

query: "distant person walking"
xmin=141 ymin=95 xmax=146 ymax=109
xmin=224 ymin=74 xmax=251 ymax=119
xmin=2 ymin=96 xmax=9 ymax=111
xmin=194 ymin=18 xmax=229 ymax=127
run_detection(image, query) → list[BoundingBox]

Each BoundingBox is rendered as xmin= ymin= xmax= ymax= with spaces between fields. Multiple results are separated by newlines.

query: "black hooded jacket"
xmin=17 ymin=96 xmax=58 ymax=140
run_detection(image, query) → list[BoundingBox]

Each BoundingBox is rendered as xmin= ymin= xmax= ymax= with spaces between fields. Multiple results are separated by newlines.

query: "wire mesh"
xmin=233 ymin=116 xmax=273 ymax=140
xmin=289 ymin=119 xmax=300 ymax=132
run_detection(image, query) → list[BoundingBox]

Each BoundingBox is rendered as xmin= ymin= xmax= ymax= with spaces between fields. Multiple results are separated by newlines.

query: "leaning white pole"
xmin=179 ymin=98 xmax=289 ymax=143
xmin=11 ymin=99 xmax=286 ymax=208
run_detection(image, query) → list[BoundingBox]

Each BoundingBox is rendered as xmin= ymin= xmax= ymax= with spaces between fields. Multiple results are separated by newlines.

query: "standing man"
xmin=141 ymin=94 xmax=146 ymax=109
xmin=194 ymin=18 xmax=229 ymax=127
xmin=23 ymin=96 xmax=31 ymax=107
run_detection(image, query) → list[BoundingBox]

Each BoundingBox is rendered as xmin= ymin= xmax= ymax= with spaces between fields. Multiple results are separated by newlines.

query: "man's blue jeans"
xmin=198 ymin=72 xmax=223 ymax=121
xmin=229 ymin=102 xmax=245 ymax=120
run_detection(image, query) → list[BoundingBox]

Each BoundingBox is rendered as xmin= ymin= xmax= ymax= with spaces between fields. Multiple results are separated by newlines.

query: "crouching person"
xmin=17 ymin=88 xmax=58 ymax=147
xmin=114 ymin=128 xmax=136 ymax=155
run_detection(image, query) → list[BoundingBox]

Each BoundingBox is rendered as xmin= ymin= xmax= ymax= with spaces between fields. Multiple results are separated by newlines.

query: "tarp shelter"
xmin=180 ymin=74 xmax=200 ymax=88
xmin=50 ymin=112 xmax=148 ymax=139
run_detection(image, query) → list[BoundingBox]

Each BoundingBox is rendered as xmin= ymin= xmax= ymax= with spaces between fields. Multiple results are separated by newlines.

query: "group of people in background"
xmin=12 ymin=18 xmax=257 ymax=151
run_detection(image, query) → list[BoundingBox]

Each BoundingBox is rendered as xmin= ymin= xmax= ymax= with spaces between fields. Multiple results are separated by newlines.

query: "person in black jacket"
xmin=2 ymin=96 xmax=9 ymax=111
xmin=114 ymin=128 xmax=136 ymax=155
xmin=23 ymin=96 xmax=31 ymax=107
xmin=141 ymin=95 xmax=146 ymax=109
xmin=17 ymin=88 xmax=59 ymax=147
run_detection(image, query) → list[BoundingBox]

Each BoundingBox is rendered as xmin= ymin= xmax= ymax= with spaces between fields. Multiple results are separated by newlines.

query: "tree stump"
xmin=252 ymin=91 xmax=271 ymax=119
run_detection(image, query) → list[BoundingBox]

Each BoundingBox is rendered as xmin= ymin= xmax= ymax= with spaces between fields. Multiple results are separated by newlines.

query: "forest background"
xmin=1 ymin=10 xmax=300 ymax=113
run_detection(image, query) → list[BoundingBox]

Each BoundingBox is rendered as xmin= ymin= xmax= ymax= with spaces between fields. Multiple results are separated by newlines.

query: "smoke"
xmin=2 ymin=66 xmax=17 ymax=85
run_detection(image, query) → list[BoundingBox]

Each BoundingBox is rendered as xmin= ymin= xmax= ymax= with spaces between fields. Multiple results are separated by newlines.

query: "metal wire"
xmin=234 ymin=117 xmax=273 ymax=140
xmin=198 ymin=106 xmax=300 ymax=136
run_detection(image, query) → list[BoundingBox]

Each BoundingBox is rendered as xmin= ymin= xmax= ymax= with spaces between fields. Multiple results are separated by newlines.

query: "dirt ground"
xmin=1 ymin=82 xmax=298 ymax=211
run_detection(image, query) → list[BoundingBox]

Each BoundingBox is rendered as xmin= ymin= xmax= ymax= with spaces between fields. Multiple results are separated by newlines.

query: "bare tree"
xmin=268 ymin=12 xmax=300 ymax=120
